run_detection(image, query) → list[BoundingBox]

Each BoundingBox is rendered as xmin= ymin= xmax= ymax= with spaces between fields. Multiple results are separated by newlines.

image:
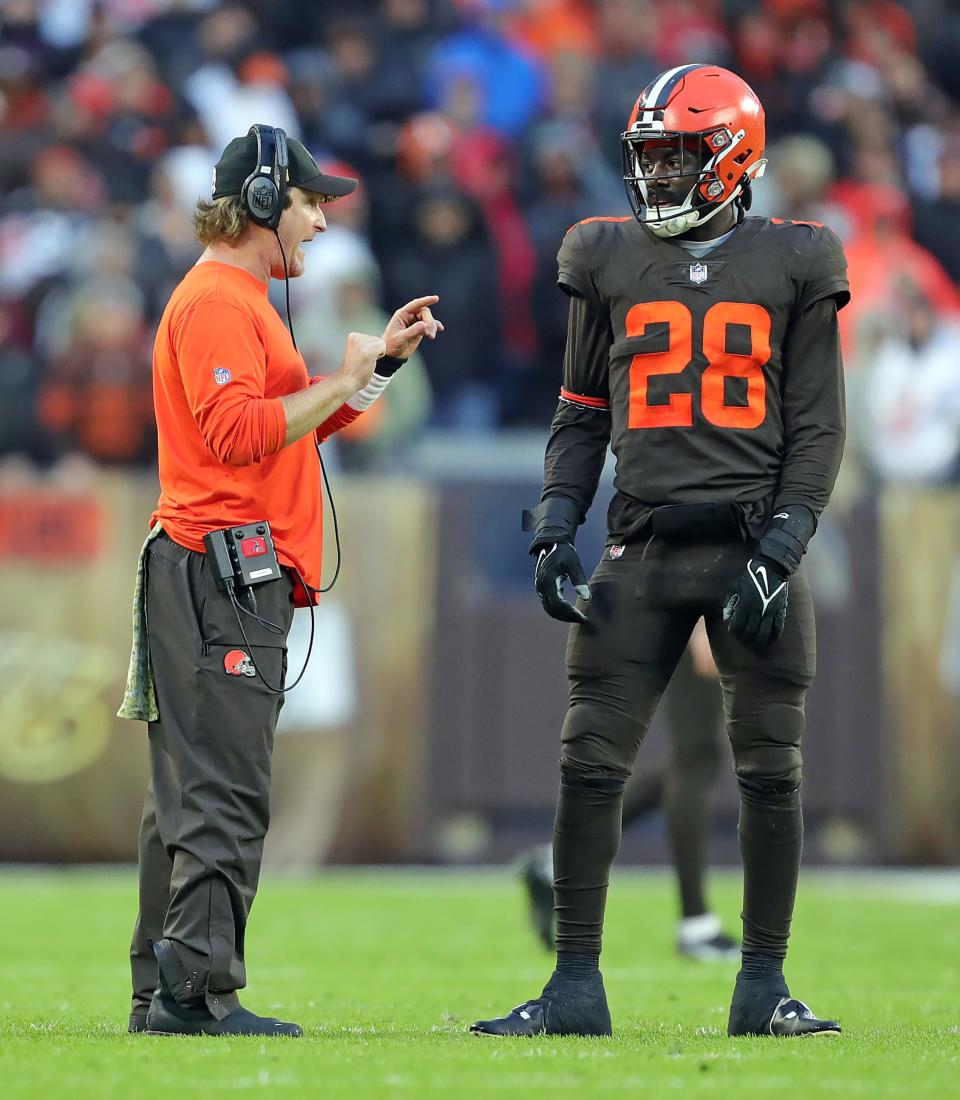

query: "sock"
xmin=737 ymin=776 xmax=803 ymax=958
xmin=740 ymin=952 xmax=785 ymax=980
xmin=555 ymin=951 xmax=600 ymax=979
xmin=553 ymin=769 xmax=626 ymax=956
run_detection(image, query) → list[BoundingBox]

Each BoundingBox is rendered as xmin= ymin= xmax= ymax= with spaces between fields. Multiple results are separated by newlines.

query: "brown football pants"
xmin=129 ymin=532 xmax=293 ymax=1019
xmin=554 ymin=535 xmax=816 ymax=958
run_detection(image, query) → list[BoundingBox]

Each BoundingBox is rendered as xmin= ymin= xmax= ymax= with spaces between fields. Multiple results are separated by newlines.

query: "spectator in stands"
xmin=591 ymin=0 xmax=660 ymax=171
xmin=756 ymin=134 xmax=853 ymax=235
xmin=36 ymin=279 xmax=155 ymax=465
xmin=839 ymin=182 xmax=960 ymax=360
xmin=425 ymin=0 xmax=546 ymax=138
xmin=913 ymin=134 xmax=960 ymax=284
xmin=313 ymin=253 xmax=433 ymax=471
xmin=384 ymin=182 xmax=500 ymax=428
xmin=0 ymin=300 xmax=43 ymax=463
xmin=854 ymin=279 xmax=960 ymax=484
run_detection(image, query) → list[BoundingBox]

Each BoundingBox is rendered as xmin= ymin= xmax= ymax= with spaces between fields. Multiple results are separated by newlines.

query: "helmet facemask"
xmin=621 ymin=126 xmax=766 ymax=238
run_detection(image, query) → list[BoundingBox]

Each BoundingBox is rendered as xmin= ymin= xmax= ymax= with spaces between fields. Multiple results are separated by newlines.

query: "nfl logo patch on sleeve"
xmin=213 ymin=367 xmax=232 ymax=385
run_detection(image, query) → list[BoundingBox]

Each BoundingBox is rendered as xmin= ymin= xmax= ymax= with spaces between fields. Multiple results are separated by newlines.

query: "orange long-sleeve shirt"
xmin=151 ymin=260 xmax=361 ymax=601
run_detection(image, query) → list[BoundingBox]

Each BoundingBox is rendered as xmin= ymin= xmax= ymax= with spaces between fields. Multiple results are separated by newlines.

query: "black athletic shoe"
xmin=146 ymin=990 xmax=303 ymax=1037
xmin=471 ymin=970 xmax=612 ymax=1037
xmin=727 ymin=972 xmax=841 ymax=1037
xmin=128 ymin=1012 xmax=148 ymax=1034
xmin=518 ymin=844 xmax=555 ymax=951
xmin=146 ymin=939 xmax=302 ymax=1037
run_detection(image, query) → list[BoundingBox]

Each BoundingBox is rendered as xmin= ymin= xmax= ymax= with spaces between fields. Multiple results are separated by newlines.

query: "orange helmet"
xmin=621 ymin=64 xmax=767 ymax=238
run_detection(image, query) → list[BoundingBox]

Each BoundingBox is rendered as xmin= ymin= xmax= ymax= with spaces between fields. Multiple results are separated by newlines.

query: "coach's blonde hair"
xmin=192 ymin=192 xmax=293 ymax=246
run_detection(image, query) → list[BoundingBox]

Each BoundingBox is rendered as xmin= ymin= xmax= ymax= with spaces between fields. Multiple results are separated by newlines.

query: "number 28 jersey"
xmin=548 ymin=215 xmax=850 ymax=542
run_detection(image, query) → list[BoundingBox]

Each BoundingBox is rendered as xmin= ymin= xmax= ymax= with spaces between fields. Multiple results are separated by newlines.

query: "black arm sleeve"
xmin=529 ymin=294 xmax=612 ymax=549
xmin=772 ymin=296 xmax=846 ymax=523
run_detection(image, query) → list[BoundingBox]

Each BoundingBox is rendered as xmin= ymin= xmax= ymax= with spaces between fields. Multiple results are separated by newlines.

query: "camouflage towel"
xmin=117 ymin=524 xmax=164 ymax=722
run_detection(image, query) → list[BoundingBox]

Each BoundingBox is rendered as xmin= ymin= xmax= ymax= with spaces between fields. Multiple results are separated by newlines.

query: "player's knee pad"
xmin=558 ymin=763 xmax=627 ymax=795
xmin=728 ymin=700 xmax=803 ymax=790
xmin=737 ymin=771 xmax=801 ymax=806
xmin=559 ymin=701 xmax=636 ymax=782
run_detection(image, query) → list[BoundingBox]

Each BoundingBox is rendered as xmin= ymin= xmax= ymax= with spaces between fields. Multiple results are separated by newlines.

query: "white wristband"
xmin=345 ymin=371 xmax=392 ymax=412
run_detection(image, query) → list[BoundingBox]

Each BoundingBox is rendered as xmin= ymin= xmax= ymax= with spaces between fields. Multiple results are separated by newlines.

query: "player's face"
xmin=272 ymin=188 xmax=326 ymax=279
xmin=639 ymin=141 xmax=702 ymax=210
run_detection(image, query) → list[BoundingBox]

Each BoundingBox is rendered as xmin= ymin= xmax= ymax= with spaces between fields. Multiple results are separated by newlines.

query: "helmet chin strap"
xmin=645 ymin=186 xmax=742 ymax=238
xmin=649 ymin=210 xmax=701 ymax=238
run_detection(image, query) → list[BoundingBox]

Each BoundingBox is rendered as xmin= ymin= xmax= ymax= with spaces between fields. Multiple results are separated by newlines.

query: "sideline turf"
xmin=1 ymin=868 xmax=957 ymax=1098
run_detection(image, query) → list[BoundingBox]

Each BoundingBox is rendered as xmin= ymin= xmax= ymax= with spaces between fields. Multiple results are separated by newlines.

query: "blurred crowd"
xmin=1 ymin=0 xmax=959 ymax=482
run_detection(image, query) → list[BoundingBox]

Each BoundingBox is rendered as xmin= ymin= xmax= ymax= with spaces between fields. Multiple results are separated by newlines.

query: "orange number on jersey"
xmin=701 ymin=302 xmax=770 ymax=429
xmin=626 ymin=300 xmax=693 ymax=428
xmin=625 ymin=300 xmax=770 ymax=431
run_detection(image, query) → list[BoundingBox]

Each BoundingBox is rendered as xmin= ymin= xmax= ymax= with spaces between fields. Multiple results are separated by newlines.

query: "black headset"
xmin=240 ymin=124 xmax=288 ymax=231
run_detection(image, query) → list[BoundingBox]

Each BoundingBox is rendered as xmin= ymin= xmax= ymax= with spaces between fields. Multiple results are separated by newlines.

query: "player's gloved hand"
xmin=723 ymin=557 xmax=788 ymax=650
xmin=535 ymin=542 xmax=591 ymax=624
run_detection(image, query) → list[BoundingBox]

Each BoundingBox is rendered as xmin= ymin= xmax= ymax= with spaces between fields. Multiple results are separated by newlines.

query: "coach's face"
xmin=272 ymin=187 xmax=326 ymax=279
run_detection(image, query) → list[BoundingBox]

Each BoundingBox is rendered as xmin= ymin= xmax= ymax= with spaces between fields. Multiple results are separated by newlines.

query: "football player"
xmin=472 ymin=64 xmax=848 ymax=1039
xmin=519 ymin=622 xmax=740 ymax=963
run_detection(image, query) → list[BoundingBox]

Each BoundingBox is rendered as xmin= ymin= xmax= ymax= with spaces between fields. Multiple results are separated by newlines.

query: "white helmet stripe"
xmin=638 ymin=63 xmax=705 ymax=127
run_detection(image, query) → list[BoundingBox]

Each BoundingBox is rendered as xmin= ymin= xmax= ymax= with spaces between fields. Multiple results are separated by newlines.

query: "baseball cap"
xmin=212 ymin=131 xmax=358 ymax=202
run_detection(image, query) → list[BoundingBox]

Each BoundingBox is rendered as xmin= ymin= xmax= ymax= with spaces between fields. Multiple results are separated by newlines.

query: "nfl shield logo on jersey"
xmin=689 ymin=262 xmax=708 ymax=284
xmin=608 ymin=545 xmax=625 ymax=560
xmin=213 ymin=367 xmax=232 ymax=385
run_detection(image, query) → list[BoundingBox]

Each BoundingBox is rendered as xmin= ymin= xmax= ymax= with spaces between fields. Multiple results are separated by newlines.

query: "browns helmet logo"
xmin=223 ymin=649 xmax=256 ymax=677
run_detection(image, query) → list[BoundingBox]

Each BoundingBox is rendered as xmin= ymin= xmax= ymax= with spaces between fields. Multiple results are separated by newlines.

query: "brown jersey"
xmin=543 ymin=215 xmax=850 ymax=543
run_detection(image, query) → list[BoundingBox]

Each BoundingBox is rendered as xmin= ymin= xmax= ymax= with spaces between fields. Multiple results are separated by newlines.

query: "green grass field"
xmin=1 ymin=868 xmax=957 ymax=1098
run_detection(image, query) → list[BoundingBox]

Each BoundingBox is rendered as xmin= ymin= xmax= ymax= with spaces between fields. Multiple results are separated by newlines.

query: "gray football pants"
xmin=129 ymin=532 xmax=293 ymax=1019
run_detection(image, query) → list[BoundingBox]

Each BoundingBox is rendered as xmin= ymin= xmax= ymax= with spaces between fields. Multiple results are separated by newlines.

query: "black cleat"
xmin=728 ymin=972 xmax=841 ymax=1037
xmin=766 ymin=997 xmax=842 ymax=1037
xmin=471 ymin=970 xmax=612 ymax=1037
xmin=128 ymin=1011 xmax=148 ymax=1034
xmin=146 ymin=990 xmax=303 ymax=1037
xmin=518 ymin=845 xmax=555 ymax=951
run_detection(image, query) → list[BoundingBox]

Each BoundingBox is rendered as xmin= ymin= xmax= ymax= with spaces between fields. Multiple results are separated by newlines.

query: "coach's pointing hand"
xmin=382 ymin=295 xmax=444 ymax=360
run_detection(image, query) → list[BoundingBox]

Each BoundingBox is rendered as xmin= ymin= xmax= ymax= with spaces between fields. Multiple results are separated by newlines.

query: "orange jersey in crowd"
xmin=151 ymin=260 xmax=360 ymax=603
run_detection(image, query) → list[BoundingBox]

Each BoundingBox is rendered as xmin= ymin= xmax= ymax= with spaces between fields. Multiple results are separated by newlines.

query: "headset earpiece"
xmin=240 ymin=124 xmax=288 ymax=231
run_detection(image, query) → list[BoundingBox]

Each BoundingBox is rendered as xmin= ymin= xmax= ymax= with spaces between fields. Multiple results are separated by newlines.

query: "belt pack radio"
xmin=202 ymin=520 xmax=315 ymax=697
xmin=203 ymin=521 xmax=282 ymax=594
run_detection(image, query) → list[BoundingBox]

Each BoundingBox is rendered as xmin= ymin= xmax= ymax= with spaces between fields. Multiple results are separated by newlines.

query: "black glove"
xmin=535 ymin=542 xmax=592 ymax=623
xmin=723 ymin=556 xmax=788 ymax=650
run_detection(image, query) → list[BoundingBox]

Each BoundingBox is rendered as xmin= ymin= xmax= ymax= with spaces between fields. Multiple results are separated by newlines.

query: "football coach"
xmin=117 ymin=125 xmax=442 ymax=1037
